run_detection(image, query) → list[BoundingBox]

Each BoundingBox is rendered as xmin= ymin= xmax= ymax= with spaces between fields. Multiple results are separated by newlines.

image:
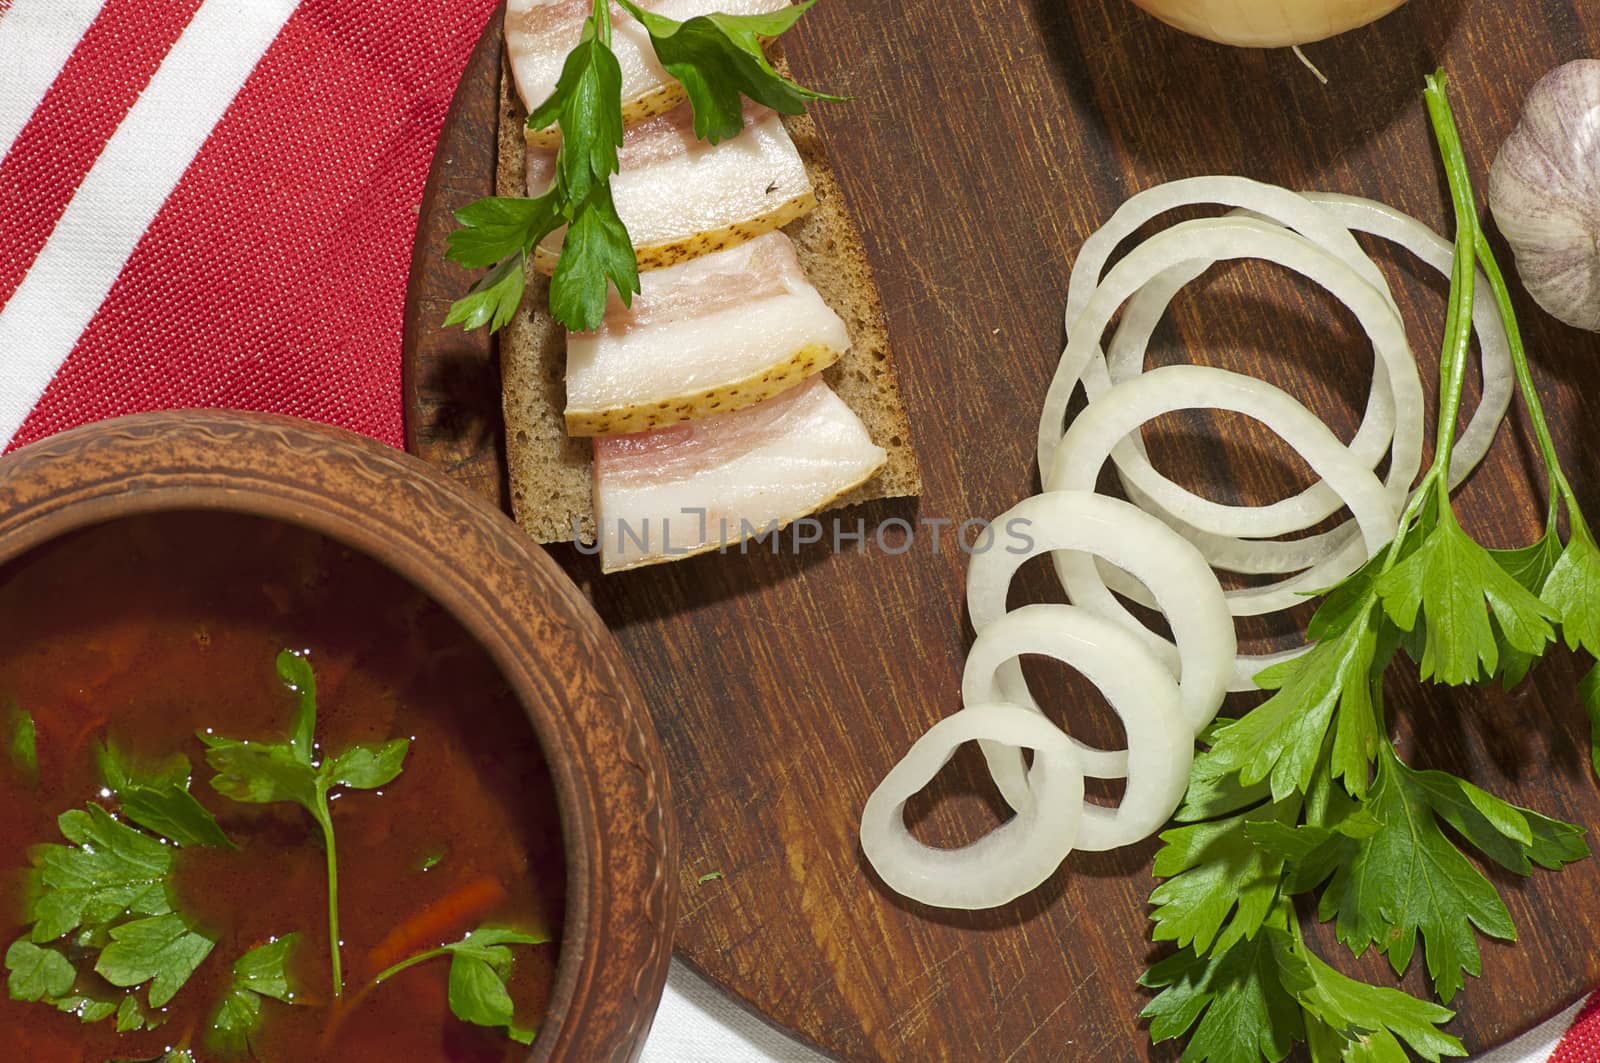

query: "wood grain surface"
xmin=403 ymin=2 xmax=1600 ymax=1059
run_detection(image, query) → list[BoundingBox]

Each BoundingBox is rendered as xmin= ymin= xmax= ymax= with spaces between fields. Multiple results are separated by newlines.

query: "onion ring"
xmin=1099 ymin=194 xmax=1513 ymax=577
xmin=1043 ymin=177 xmax=1403 ymax=483
xmin=857 ymin=702 xmax=1084 ymax=910
xmin=959 ymin=605 xmax=1193 ymax=851
xmin=965 ymin=491 xmax=1234 ymax=782
xmin=1046 ymin=365 xmax=1397 ymax=684
xmin=1060 ymin=217 xmax=1421 ymax=538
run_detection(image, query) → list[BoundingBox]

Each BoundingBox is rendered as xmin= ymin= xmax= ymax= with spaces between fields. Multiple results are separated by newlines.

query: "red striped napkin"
xmin=0 ymin=2 xmax=1597 ymax=1060
xmin=0 ymin=0 xmax=496 ymax=451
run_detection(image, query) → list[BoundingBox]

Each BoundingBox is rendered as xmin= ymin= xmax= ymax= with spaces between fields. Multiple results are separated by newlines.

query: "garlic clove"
xmin=1490 ymin=59 xmax=1600 ymax=332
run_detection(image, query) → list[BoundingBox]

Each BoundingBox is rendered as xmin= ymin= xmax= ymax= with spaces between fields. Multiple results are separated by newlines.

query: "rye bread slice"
xmin=496 ymin=50 xmax=920 ymax=544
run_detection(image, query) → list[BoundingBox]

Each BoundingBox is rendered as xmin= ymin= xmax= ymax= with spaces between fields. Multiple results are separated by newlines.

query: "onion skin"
xmin=1489 ymin=60 xmax=1600 ymax=333
xmin=1125 ymin=0 xmax=1408 ymax=47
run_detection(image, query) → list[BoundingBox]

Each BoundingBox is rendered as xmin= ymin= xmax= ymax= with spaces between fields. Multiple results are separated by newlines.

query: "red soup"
xmin=0 ymin=512 xmax=564 ymax=1063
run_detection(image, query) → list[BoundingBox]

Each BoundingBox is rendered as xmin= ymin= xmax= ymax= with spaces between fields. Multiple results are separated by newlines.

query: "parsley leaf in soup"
xmin=96 ymin=911 xmax=218 ymax=1008
xmin=208 ymin=933 xmax=304 ymax=1056
xmin=323 ymin=739 xmax=408 ymax=790
xmin=5 ymin=703 xmax=37 ymax=783
xmin=27 ymin=805 xmax=186 ymax=942
xmin=373 ymin=925 xmax=553 ymax=1045
xmin=5 ymin=939 xmax=75 ymax=1001
xmin=96 ymin=740 xmax=236 ymax=850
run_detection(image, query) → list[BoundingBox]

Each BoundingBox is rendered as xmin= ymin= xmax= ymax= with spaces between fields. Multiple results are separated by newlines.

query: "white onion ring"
xmin=858 ymin=702 xmax=1084 ymax=910
xmin=959 ymin=605 xmax=1194 ymax=850
xmin=1043 ymin=177 xmax=1404 ymax=483
xmin=1100 ymin=194 xmax=1513 ymax=577
xmin=965 ymin=491 xmax=1234 ymax=782
xmin=1060 ymin=217 xmax=1422 ymax=538
xmin=1047 ymin=365 xmax=1397 ymax=687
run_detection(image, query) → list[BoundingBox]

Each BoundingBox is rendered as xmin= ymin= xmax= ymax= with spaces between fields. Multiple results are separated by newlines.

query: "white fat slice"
xmin=506 ymin=0 xmax=792 ymax=146
xmin=565 ymin=232 xmax=850 ymax=436
xmin=593 ymin=376 xmax=887 ymax=572
xmin=526 ymin=102 xmax=814 ymax=274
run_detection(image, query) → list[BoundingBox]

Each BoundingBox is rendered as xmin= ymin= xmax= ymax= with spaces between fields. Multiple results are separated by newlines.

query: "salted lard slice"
xmin=527 ymin=102 xmax=814 ymax=274
xmin=506 ymin=0 xmax=792 ymax=147
xmin=593 ymin=377 xmax=886 ymax=572
xmin=565 ymin=232 xmax=849 ymax=436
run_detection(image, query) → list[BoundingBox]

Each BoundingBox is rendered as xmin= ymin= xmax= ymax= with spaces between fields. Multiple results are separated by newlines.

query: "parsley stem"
xmin=314 ymin=797 xmax=343 ymax=999
xmin=371 ymin=946 xmax=451 ymax=986
xmin=1422 ymin=70 xmax=1479 ymax=514
xmin=1472 ymin=236 xmax=1562 ymax=492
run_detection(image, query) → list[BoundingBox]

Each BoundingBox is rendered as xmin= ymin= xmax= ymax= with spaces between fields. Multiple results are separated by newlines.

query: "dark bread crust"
xmin=498 ymin=50 xmax=921 ymax=544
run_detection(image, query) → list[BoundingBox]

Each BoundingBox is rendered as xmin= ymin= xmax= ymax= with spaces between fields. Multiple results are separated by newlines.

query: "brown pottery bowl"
xmin=0 ymin=409 xmax=676 ymax=1063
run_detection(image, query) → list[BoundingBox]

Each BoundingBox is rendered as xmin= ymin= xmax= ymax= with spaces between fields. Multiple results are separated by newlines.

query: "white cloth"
xmin=641 ymin=960 xmax=1577 ymax=1062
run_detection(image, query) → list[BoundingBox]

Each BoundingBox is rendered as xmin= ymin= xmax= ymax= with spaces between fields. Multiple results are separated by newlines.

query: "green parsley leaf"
xmin=1204 ymin=611 xmax=1377 ymax=801
xmin=1316 ymin=749 xmax=1516 ymax=1003
xmin=96 ymin=912 xmax=217 ymax=1008
xmin=1150 ymin=797 xmax=1296 ymax=954
xmin=529 ymin=19 xmax=626 ymax=201
xmin=115 ymin=993 xmax=159 ymax=1033
xmin=615 ymin=0 xmax=844 ymax=144
xmin=325 ymin=739 xmax=410 ymax=791
xmin=275 ymin=650 xmax=319 ymax=765
xmin=210 ymin=988 xmax=260 ymax=1056
xmin=1543 ymin=522 xmax=1600 ymax=656
xmin=97 ymin=741 xmax=235 ymax=851
xmin=549 ymin=184 xmax=638 ymax=330
xmin=374 ymin=925 xmax=552 ymax=1045
xmin=1376 ymin=517 xmax=1558 ymax=686
xmin=1582 ymin=661 xmax=1600 ymax=779
xmin=1487 ymin=532 xmax=1565 ymax=687
xmin=446 ymin=196 xmax=563 ymax=270
xmin=5 ymin=939 xmax=75 ymax=1001
xmin=1273 ymin=932 xmax=1465 ymax=1062
xmin=1140 ymin=931 xmax=1303 ymax=1063
xmin=232 ymin=933 xmax=301 ymax=1004
xmin=442 ymin=252 xmax=529 ymax=333
xmin=55 ymin=992 xmax=120 ymax=1023
xmin=5 ymin=703 xmax=37 ymax=783
xmin=27 ymin=805 xmax=178 ymax=942
xmin=202 ymin=738 xmax=320 ymax=809
xmin=208 ymin=934 xmax=303 ymax=1056
xmin=203 ymin=651 xmax=410 ymax=1000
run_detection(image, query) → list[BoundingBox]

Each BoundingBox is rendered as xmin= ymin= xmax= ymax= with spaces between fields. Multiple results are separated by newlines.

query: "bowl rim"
xmin=0 ymin=409 xmax=677 ymax=1063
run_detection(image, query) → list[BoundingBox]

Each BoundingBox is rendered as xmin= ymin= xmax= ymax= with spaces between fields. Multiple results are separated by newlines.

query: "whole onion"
xmin=1126 ymin=0 xmax=1409 ymax=47
xmin=1489 ymin=60 xmax=1600 ymax=332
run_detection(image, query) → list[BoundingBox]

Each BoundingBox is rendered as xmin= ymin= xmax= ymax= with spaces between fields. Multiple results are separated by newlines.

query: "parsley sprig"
xmin=371 ymin=926 xmax=553 ymax=1045
xmin=444 ymin=0 xmax=836 ymax=333
xmin=1145 ymin=72 xmax=1596 ymax=1062
xmin=201 ymin=650 xmax=409 ymax=999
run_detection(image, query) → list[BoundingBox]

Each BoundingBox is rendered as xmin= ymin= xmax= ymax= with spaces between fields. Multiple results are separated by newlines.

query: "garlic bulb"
xmin=1125 ymin=0 xmax=1409 ymax=48
xmin=1489 ymin=60 xmax=1600 ymax=333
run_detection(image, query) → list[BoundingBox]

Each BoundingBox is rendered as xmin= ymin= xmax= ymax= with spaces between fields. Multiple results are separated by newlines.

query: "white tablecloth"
xmin=640 ymin=960 xmax=1572 ymax=1063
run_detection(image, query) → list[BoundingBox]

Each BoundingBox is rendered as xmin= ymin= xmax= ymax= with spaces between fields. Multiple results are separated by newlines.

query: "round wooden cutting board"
xmin=404 ymin=2 xmax=1600 ymax=1059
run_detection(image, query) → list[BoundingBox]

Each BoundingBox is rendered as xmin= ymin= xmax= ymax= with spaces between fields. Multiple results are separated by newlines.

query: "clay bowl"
xmin=0 ymin=410 xmax=676 ymax=1063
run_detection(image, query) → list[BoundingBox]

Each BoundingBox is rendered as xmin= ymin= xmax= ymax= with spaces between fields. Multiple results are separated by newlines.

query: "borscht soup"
xmin=0 ymin=512 xmax=564 ymax=1062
